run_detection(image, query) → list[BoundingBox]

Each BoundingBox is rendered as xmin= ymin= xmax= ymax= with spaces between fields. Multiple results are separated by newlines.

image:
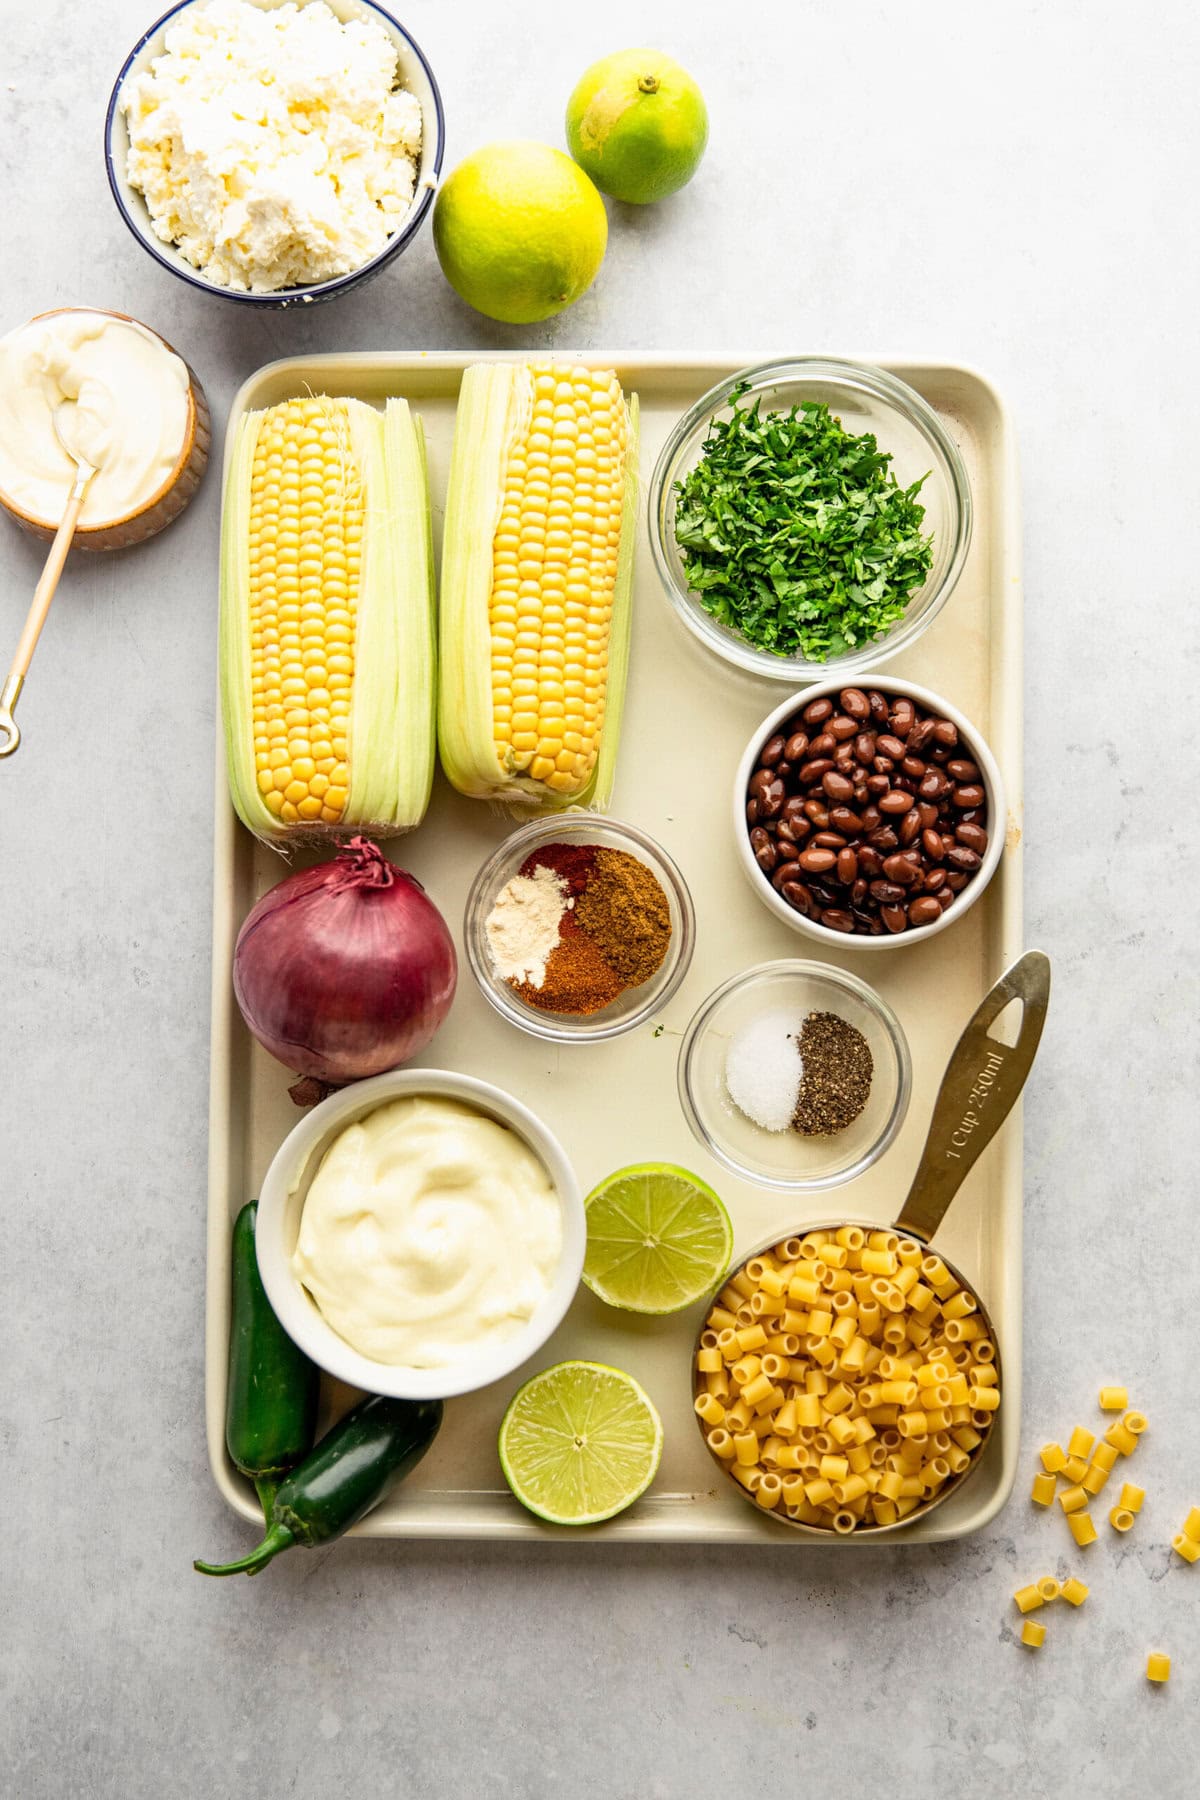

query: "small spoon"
xmin=0 ymin=404 xmax=97 ymax=758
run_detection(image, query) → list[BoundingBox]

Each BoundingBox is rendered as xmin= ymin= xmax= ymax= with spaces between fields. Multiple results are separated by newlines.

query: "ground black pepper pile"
xmin=792 ymin=1011 xmax=873 ymax=1135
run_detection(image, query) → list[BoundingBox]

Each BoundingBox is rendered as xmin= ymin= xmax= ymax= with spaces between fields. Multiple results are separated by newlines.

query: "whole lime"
xmin=432 ymin=140 xmax=608 ymax=325
xmin=566 ymin=49 xmax=708 ymax=204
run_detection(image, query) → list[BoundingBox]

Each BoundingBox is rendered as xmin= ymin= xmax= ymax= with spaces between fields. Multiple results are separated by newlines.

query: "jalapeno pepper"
xmin=226 ymin=1200 xmax=319 ymax=1516
xmin=194 ymin=1394 xmax=443 ymax=1577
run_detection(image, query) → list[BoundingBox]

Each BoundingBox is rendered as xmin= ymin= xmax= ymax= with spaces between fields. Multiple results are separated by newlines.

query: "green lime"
xmin=582 ymin=1162 xmax=732 ymax=1314
xmin=499 ymin=1361 xmax=663 ymax=1526
xmin=566 ymin=49 xmax=709 ymax=205
xmin=432 ymin=140 xmax=608 ymax=324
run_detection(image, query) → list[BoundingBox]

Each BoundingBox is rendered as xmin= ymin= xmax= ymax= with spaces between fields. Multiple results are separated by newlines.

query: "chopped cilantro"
xmin=673 ymin=384 xmax=935 ymax=662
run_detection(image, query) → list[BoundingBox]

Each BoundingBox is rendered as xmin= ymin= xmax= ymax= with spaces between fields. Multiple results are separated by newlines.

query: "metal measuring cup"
xmin=693 ymin=949 xmax=1050 ymax=1537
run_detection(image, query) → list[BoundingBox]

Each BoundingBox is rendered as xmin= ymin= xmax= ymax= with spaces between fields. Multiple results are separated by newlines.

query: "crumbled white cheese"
xmin=119 ymin=0 xmax=423 ymax=292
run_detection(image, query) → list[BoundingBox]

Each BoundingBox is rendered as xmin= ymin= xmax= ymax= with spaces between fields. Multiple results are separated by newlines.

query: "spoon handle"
xmin=894 ymin=949 xmax=1051 ymax=1244
xmin=0 ymin=484 xmax=88 ymax=758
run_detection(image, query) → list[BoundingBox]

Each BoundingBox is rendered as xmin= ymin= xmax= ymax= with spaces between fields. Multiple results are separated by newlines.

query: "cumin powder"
xmin=573 ymin=848 xmax=671 ymax=986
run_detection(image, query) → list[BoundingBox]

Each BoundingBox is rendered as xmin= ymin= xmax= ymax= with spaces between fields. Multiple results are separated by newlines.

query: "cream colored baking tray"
xmin=207 ymin=353 xmax=1022 ymax=1543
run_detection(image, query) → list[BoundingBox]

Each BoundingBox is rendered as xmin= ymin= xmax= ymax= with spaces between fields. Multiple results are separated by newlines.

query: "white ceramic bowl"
xmin=733 ymin=676 xmax=1005 ymax=951
xmin=105 ymin=0 xmax=444 ymax=307
xmin=255 ymin=1069 xmax=585 ymax=1399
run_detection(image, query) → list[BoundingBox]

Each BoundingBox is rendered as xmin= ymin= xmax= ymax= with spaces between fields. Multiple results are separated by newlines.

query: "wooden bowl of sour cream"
xmin=0 ymin=307 xmax=208 ymax=552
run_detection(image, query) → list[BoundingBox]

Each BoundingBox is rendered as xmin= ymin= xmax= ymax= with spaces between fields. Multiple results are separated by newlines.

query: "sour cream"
xmin=0 ymin=310 xmax=189 ymax=528
xmin=292 ymin=1096 xmax=563 ymax=1368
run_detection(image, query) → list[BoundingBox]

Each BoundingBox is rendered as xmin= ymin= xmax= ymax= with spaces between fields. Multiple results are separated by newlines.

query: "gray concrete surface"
xmin=2 ymin=1 xmax=1199 ymax=1794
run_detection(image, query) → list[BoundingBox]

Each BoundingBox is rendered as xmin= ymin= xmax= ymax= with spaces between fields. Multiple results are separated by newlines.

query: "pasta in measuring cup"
xmin=694 ymin=1227 xmax=1000 ymax=1532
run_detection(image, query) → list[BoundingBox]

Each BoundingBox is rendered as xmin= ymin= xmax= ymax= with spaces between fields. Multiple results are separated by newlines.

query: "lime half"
xmin=582 ymin=1162 xmax=733 ymax=1313
xmin=499 ymin=1361 xmax=663 ymax=1525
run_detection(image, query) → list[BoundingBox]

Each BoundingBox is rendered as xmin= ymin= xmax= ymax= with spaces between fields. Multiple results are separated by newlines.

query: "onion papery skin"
xmin=233 ymin=838 xmax=458 ymax=1082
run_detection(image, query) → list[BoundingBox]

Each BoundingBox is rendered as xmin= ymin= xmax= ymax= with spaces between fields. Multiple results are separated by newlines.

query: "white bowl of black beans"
xmin=735 ymin=678 xmax=1005 ymax=948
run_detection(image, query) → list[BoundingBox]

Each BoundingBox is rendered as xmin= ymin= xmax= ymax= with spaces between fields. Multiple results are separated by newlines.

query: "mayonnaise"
xmin=292 ymin=1097 xmax=563 ymax=1368
xmin=0 ymin=311 xmax=189 ymax=528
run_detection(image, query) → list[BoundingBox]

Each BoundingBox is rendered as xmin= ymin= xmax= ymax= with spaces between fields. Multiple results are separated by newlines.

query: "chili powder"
xmin=517 ymin=842 xmax=596 ymax=899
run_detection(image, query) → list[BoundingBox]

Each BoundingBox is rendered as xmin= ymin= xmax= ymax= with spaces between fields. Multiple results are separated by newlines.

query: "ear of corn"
xmin=220 ymin=394 xmax=435 ymax=844
xmin=438 ymin=362 xmax=638 ymax=809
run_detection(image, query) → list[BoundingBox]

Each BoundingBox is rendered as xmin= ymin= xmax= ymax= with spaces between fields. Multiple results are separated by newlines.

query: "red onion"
xmin=233 ymin=837 xmax=457 ymax=1083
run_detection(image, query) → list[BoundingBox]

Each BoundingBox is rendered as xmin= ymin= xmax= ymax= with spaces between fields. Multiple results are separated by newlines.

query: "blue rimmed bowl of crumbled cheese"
xmin=676 ymin=960 xmax=912 ymax=1191
xmin=105 ymin=0 xmax=444 ymax=305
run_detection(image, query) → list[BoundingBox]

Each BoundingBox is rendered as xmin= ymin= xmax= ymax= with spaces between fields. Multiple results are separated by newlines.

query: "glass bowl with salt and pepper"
xmin=676 ymin=961 xmax=912 ymax=1190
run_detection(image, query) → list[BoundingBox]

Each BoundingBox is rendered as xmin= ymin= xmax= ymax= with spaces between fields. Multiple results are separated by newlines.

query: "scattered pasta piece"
xmin=1014 ymin=1584 xmax=1044 ymax=1614
xmin=1119 ymin=1482 xmax=1144 ymax=1514
xmin=1091 ymin=1442 xmax=1119 ymax=1475
xmin=1062 ymin=1454 xmax=1090 ymax=1484
xmin=1060 ymin=1576 xmax=1089 ymax=1606
xmin=1171 ymin=1533 xmax=1200 ymax=1565
xmin=1099 ymin=1386 xmax=1128 ymax=1411
xmin=1059 ymin=1484 xmax=1088 ymax=1515
xmin=1110 ymin=1507 xmax=1135 ymax=1533
xmin=1031 ymin=1472 xmax=1057 ymax=1507
xmin=1082 ymin=1461 xmax=1111 ymax=1496
xmin=1068 ymin=1425 xmax=1096 ymax=1460
xmin=1036 ymin=1576 xmax=1060 ymax=1602
xmin=1146 ymin=1652 xmax=1170 ymax=1684
xmin=1104 ymin=1420 xmax=1138 ymax=1457
xmin=1021 ymin=1620 xmax=1046 ymax=1649
xmin=1123 ymin=1410 xmax=1148 ymax=1438
xmin=1068 ymin=1510 xmax=1098 ymax=1547
xmin=1040 ymin=1443 xmax=1066 ymax=1474
xmin=1183 ymin=1507 xmax=1200 ymax=1543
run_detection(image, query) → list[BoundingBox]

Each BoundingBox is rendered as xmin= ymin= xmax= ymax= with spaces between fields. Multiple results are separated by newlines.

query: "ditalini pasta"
xmin=1021 ymin=1620 xmax=1046 ymax=1649
xmin=696 ymin=1231 xmax=1000 ymax=1531
xmin=1146 ymin=1653 xmax=1170 ymax=1684
xmin=1182 ymin=1507 xmax=1200 ymax=1543
xmin=1059 ymin=1577 xmax=1089 ymax=1606
xmin=1103 ymin=1420 xmax=1138 ymax=1457
xmin=1098 ymin=1386 xmax=1128 ymax=1411
xmin=1109 ymin=1507 xmax=1136 ymax=1533
xmin=1067 ymin=1511 xmax=1098 ymax=1547
xmin=1031 ymin=1472 xmax=1057 ymax=1507
xmin=1171 ymin=1533 xmax=1200 ymax=1564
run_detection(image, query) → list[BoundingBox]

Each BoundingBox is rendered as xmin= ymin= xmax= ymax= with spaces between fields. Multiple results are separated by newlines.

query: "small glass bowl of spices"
xmin=677 ymin=961 xmax=911 ymax=1190
xmin=465 ymin=814 xmax=696 ymax=1043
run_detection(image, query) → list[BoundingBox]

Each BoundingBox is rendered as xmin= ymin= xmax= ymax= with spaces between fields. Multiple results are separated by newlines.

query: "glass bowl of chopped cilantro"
xmin=649 ymin=359 xmax=971 ymax=681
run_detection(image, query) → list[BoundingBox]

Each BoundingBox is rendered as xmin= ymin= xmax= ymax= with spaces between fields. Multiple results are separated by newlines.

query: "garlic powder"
xmin=484 ymin=866 xmax=571 ymax=988
xmin=119 ymin=0 xmax=423 ymax=292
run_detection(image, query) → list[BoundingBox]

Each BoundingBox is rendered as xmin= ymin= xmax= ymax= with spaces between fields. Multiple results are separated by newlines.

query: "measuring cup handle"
xmin=894 ymin=949 xmax=1051 ymax=1244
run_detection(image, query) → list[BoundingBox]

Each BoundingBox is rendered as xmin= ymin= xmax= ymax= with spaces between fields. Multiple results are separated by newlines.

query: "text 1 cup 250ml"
xmin=694 ymin=950 xmax=1051 ymax=1536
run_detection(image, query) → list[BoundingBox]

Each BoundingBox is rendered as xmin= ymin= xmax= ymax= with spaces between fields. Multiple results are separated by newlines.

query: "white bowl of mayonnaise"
xmin=255 ymin=1068 xmax=585 ymax=1400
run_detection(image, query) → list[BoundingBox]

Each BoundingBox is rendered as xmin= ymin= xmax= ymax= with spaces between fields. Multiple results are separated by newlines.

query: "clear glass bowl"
xmin=464 ymin=814 xmax=696 ymax=1044
xmin=677 ymin=960 xmax=911 ymax=1189
xmin=647 ymin=358 xmax=972 ymax=683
